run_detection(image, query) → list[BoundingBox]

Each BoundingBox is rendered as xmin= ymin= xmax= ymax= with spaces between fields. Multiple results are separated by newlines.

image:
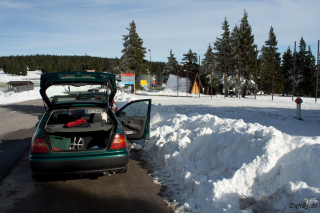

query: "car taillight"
xmin=112 ymin=101 xmax=117 ymax=112
xmin=31 ymin=137 xmax=50 ymax=153
xmin=110 ymin=134 xmax=127 ymax=150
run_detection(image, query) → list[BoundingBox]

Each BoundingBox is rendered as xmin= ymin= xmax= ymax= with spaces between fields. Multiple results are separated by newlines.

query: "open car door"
xmin=115 ymin=99 xmax=151 ymax=140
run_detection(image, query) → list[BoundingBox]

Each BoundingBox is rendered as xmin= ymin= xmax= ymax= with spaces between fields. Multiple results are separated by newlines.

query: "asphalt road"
xmin=0 ymin=99 xmax=172 ymax=213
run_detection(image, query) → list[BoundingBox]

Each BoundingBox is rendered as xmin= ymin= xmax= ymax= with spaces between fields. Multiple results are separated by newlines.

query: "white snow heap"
xmin=139 ymin=102 xmax=320 ymax=213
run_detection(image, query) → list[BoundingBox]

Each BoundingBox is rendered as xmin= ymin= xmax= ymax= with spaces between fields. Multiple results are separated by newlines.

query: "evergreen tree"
xmin=302 ymin=45 xmax=316 ymax=94
xmin=296 ymin=37 xmax=307 ymax=92
xmin=120 ymin=20 xmax=147 ymax=76
xmin=95 ymin=60 xmax=102 ymax=72
xmin=230 ymin=24 xmax=240 ymax=89
xmin=19 ymin=62 xmax=27 ymax=76
xmin=201 ymin=43 xmax=215 ymax=89
xmin=281 ymin=47 xmax=294 ymax=95
xmin=181 ymin=49 xmax=198 ymax=72
xmin=232 ymin=10 xmax=256 ymax=94
xmin=296 ymin=37 xmax=316 ymax=95
xmin=258 ymin=26 xmax=282 ymax=94
xmin=162 ymin=50 xmax=178 ymax=83
xmin=213 ymin=18 xmax=233 ymax=92
xmin=213 ymin=18 xmax=232 ymax=75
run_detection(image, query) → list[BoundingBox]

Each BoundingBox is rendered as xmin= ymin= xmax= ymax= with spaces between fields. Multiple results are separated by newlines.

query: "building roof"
xmin=7 ymin=81 xmax=34 ymax=85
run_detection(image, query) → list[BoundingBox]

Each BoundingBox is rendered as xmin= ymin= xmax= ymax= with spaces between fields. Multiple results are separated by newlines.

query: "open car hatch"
xmin=40 ymin=72 xmax=117 ymax=110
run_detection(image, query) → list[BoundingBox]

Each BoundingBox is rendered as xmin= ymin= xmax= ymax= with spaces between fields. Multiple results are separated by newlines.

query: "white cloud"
xmin=0 ymin=1 xmax=31 ymax=9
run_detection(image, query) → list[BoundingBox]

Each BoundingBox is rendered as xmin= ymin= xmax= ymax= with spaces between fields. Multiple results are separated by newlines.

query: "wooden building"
xmin=7 ymin=81 xmax=34 ymax=93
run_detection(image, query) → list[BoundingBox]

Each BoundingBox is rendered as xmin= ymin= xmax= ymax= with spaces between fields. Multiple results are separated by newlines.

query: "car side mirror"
xmin=119 ymin=111 xmax=126 ymax=117
xmin=38 ymin=115 xmax=43 ymax=120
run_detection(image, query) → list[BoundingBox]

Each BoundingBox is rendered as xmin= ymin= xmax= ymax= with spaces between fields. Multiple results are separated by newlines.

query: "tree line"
xmin=0 ymin=54 xmax=165 ymax=77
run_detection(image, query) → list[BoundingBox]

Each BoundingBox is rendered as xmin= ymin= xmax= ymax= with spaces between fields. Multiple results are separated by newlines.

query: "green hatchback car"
xmin=30 ymin=72 xmax=151 ymax=179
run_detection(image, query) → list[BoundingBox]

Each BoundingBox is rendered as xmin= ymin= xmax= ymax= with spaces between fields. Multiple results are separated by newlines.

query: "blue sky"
xmin=0 ymin=0 xmax=319 ymax=63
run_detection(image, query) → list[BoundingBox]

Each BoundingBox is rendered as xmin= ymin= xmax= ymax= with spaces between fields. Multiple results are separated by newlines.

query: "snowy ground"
xmin=1 ymin=71 xmax=320 ymax=212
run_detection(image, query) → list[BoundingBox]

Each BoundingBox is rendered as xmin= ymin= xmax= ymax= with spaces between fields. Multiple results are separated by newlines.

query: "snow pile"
xmin=0 ymin=70 xmax=41 ymax=82
xmin=0 ymin=88 xmax=41 ymax=104
xmin=136 ymin=102 xmax=320 ymax=212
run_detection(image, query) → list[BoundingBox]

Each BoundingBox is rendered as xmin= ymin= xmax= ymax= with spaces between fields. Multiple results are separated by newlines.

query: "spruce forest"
xmin=0 ymin=10 xmax=318 ymax=96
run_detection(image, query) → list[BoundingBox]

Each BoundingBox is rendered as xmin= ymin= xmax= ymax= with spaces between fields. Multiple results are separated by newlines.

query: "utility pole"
xmin=239 ymin=49 xmax=241 ymax=99
xmin=211 ymin=55 xmax=213 ymax=98
xmin=224 ymin=51 xmax=227 ymax=99
xmin=199 ymin=55 xmax=201 ymax=98
xmin=149 ymin=49 xmax=151 ymax=91
xmin=186 ymin=63 xmax=188 ymax=97
xmin=272 ymin=45 xmax=275 ymax=101
xmin=255 ymin=46 xmax=258 ymax=100
xmin=176 ymin=65 xmax=179 ymax=97
xmin=292 ymin=42 xmax=296 ymax=101
xmin=316 ymin=40 xmax=319 ymax=102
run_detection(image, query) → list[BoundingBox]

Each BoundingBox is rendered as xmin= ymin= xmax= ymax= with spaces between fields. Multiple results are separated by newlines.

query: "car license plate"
xmin=85 ymin=109 xmax=103 ymax=114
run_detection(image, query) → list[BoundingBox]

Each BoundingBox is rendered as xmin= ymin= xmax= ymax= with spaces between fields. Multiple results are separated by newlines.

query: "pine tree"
xmin=296 ymin=37 xmax=316 ymax=95
xmin=213 ymin=18 xmax=232 ymax=74
xmin=232 ymin=10 xmax=256 ymax=94
xmin=19 ymin=62 xmax=27 ymax=76
xmin=162 ymin=50 xmax=178 ymax=83
xmin=296 ymin=37 xmax=307 ymax=92
xmin=181 ymin=49 xmax=198 ymax=72
xmin=281 ymin=47 xmax=294 ymax=95
xmin=120 ymin=20 xmax=147 ymax=76
xmin=301 ymin=45 xmax=316 ymax=94
xmin=258 ymin=26 xmax=281 ymax=94
xmin=213 ymin=18 xmax=233 ymax=92
xmin=201 ymin=43 xmax=214 ymax=89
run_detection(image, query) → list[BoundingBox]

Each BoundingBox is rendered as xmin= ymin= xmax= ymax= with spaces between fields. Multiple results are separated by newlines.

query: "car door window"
xmin=119 ymin=101 xmax=149 ymax=117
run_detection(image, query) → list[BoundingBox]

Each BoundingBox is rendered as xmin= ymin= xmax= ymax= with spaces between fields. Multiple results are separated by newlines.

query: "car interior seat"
xmin=89 ymin=113 xmax=102 ymax=123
